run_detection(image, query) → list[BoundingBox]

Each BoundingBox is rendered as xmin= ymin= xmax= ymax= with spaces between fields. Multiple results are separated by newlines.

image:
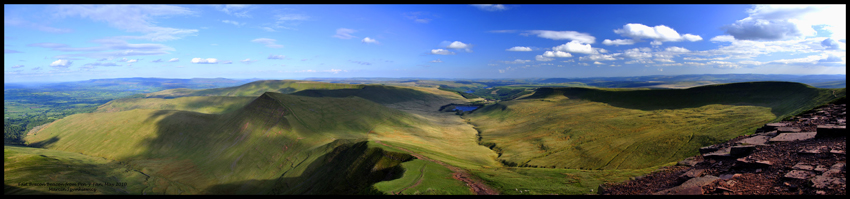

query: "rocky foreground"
xmin=600 ymin=103 xmax=846 ymax=195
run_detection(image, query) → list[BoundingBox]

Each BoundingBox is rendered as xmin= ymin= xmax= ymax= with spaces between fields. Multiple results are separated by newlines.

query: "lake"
xmin=452 ymin=105 xmax=480 ymax=112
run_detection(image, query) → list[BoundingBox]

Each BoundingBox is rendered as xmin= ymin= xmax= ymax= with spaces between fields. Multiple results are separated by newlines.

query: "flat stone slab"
xmin=736 ymin=157 xmax=772 ymax=168
xmin=680 ymin=168 xmax=705 ymax=179
xmin=677 ymin=157 xmax=701 ymax=167
xmin=737 ymin=135 xmax=771 ymax=146
xmin=792 ymin=163 xmax=814 ymax=170
xmin=776 ymin=126 xmax=801 ymax=133
xmin=811 ymin=175 xmax=845 ymax=189
xmin=769 ymin=132 xmax=816 ymax=142
xmin=702 ymin=147 xmax=732 ymax=158
xmin=699 ymin=145 xmax=721 ymax=154
xmin=784 ymin=170 xmax=816 ymax=180
xmin=653 ymin=175 xmax=719 ymax=195
xmin=764 ymin=123 xmax=787 ymax=130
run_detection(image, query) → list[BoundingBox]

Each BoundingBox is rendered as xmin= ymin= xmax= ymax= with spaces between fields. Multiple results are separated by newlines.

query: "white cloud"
xmin=169 ymin=58 xmax=179 ymax=62
xmin=653 ymin=58 xmax=675 ymax=62
xmin=665 ymin=46 xmax=690 ymax=53
xmin=622 ymin=47 xmax=653 ymax=59
xmin=602 ymin=39 xmax=635 ymax=46
xmin=12 ymin=65 xmax=24 ymax=68
xmin=506 ymin=46 xmax=532 ymax=51
xmin=650 ymin=41 xmax=663 ymax=46
xmin=191 ymin=58 xmax=217 ymax=64
xmin=430 ymin=59 xmax=443 ymax=63
xmin=710 ymin=35 xmax=737 ymax=43
xmin=267 ymin=54 xmax=286 ymax=59
xmin=241 ymin=58 xmax=255 ymax=64
xmin=447 ymin=41 xmax=470 ymax=49
xmin=542 ymin=51 xmax=573 ymax=58
xmin=614 ymin=23 xmax=701 ymax=43
xmin=362 ymin=37 xmax=379 ymax=44
xmin=83 ymin=62 xmax=121 ymax=67
xmin=151 ymin=59 xmax=163 ymax=62
xmin=535 ymin=55 xmax=554 ymax=62
xmin=471 ymin=4 xmax=508 ymax=11
xmin=430 ymin=49 xmax=455 ymax=55
xmin=50 ymin=59 xmax=72 ymax=68
xmin=594 ymin=61 xmax=604 ymax=65
xmin=3 ymin=17 xmax=72 ymax=33
xmin=52 ymin=5 xmax=198 ymax=42
xmin=251 ymin=38 xmax=283 ymax=48
xmin=722 ymin=5 xmax=845 ymax=41
xmin=552 ymin=40 xmax=596 ymax=54
xmin=579 ymin=54 xmax=618 ymax=61
xmin=404 ymin=12 xmax=434 ymax=24
xmin=222 ymin=60 xmax=233 ymax=64
xmin=333 ymin=28 xmax=357 ymax=39
xmin=525 ymin=30 xmax=596 ymax=44
xmin=821 ymin=38 xmax=845 ymax=50
xmin=126 ymin=59 xmax=138 ymax=63
xmin=683 ymin=34 xmax=703 ymax=42
xmin=28 ymin=39 xmax=176 ymax=59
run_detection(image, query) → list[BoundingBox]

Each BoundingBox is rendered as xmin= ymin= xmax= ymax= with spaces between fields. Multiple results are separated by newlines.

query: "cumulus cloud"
xmin=430 ymin=49 xmax=455 ymax=55
xmin=535 ymin=55 xmax=554 ymax=62
xmin=602 ymin=39 xmax=635 ymax=46
xmin=710 ymin=35 xmax=737 ymax=43
xmin=552 ymin=40 xmax=596 ymax=54
xmin=333 ymin=28 xmax=357 ymax=39
xmin=362 ymin=37 xmax=378 ymax=44
xmin=50 ymin=59 xmax=72 ymax=68
xmin=446 ymin=41 xmax=470 ymax=49
xmin=241 ymin=58 xmax=255 ymax=64
xmin=622 ymin=47 xmax=653 ymax=59
xmin=526 ymin=30 xmax=596 ymax=44
xmin=665 ymin=46 xmax=691 ymax=53
xmin=614 ymin=23 xmax=701 ymax=44
xmin=471 ymin=4 xmax=508 ymax=11
xmin=722 ymin=5 xmax=845 ymax=41
xmin=594 ymin=61 xmax=605 ymax=65
xmin=169 ymin=58 xmax=179 ymax=62
xmin=251 ymin=38 xmax=283 ymax=48
xmin=683 ymin=34 xmax=703 ymax=42
xmin=191 ymin=58 xmax=218 ymax=64
xmin=267 ymin=54 xmax=286 ymax=59
xmin=579 ymin=54 xmax=618 ymax=61
xmin=542 ymin=51 xmax=573 ymax=58
xmin=126 ymin=59 xmax=138 ymax=63
xmin=650 ymin=41 xmax=663 ymax=46
xmin=821 ymin=38 xmax=845 ymax=50
xmin=506 ymin=46 xmax=532 ymax=51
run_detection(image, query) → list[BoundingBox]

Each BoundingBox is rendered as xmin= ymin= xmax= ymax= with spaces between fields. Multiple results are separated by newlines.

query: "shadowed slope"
xmin=143 ymin=80 xmax=364 ymax=98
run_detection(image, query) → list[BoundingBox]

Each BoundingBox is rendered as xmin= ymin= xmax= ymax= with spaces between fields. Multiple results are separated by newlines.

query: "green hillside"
xmin=21 ymin=92 xmax=435 ymax=194
xmin=94 ymin=96 xmax=255 ymax=114
xmin=468 ymin=81 xmax=845 ymax=170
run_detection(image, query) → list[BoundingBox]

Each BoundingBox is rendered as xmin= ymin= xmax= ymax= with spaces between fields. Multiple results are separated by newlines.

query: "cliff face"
xmin=601 ymin=103 xmax=846 ymax=195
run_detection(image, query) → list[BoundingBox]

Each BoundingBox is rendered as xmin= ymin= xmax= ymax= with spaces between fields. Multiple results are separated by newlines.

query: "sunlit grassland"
xmin=4 ymin=145 xmax=148 ymax=195
xmin=23 ymin=92 xmax=436 ymax=194
xmin=467 ymin=82 xmax=845 ymax=170
xmin=372 ymin=159 xmax=472 ymax=195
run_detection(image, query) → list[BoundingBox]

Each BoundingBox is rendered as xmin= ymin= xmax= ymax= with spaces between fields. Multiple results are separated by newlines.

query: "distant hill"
xmin=468 ymin=81 xmax=845 ymax=170
xmin=143 ymin=80 xmax=363 ymax=98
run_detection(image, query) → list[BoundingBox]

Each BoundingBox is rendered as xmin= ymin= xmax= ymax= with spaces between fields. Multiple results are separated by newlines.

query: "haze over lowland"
xmin=4 ymin=4 xmax=845 ymax=83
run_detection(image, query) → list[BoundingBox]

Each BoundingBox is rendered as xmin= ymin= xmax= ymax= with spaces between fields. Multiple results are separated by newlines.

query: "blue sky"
xmin=4 ymin=4 xmax=846 ymax=83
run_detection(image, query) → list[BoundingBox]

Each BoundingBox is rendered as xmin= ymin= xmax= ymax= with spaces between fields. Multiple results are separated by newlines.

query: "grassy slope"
xmin=21 ymin=92 xmax=430 ymax=194
xmin=94 ymin=96 xmax=255 ymax=114
xmin=468 ymin=82 xmax=845 ymax=170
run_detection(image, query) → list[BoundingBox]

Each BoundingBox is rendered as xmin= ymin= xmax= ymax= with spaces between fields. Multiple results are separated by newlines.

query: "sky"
xmin=3 ymin=4 xmax=846 ymax=83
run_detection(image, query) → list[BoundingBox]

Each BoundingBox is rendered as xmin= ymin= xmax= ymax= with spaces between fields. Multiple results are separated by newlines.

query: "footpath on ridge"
xmin=600 ymin=102 xmax=846 ymax=195
xmin=374 ymin=140 xmax=499 ymax=195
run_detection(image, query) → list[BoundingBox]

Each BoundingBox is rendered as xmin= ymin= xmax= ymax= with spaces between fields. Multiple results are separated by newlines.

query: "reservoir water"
xmin=452 ymin=106 xmax=480 ymax=112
